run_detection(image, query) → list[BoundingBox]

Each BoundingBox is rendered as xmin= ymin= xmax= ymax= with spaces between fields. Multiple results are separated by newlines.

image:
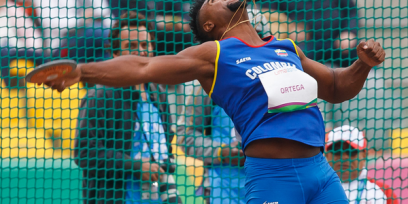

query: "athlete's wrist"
xmin=76 ymin=63 xmax=84 ymax=81
xmin=354 ymin=59 xmax=373 ymax=70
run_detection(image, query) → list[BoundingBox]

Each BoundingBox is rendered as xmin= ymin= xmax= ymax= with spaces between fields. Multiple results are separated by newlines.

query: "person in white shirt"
xmin=325 ymin=125 xmax=399 ymax=204
xmin=0 ymin=0 xmax=42 ymax=49
xmin=32 ymin=0 xmax=111 ymax=49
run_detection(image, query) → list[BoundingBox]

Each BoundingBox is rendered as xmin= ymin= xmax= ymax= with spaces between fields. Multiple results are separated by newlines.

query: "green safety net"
xmin=0 ymin=0 xmax=407 ymax=203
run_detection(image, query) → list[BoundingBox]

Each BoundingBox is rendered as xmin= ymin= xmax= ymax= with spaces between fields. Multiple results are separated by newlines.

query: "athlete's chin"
xmin=227 ymin=0 xmax=248 ymax=12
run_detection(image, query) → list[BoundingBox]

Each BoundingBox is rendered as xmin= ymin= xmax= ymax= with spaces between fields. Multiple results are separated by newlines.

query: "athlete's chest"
xmin=218 ymin=46 xmax=303 ymax=81
xmin=215 ymin=39 xmax=318 ymax=114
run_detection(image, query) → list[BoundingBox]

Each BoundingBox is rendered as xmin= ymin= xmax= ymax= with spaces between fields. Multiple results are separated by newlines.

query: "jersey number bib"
xmin=259 ymin=66 xmax=318 ymax=113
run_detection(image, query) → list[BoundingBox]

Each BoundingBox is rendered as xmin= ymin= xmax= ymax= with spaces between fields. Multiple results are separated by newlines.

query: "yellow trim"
xmin=277 ymin=38 xmax=300 ymax=57
xmin=217 ymin=144 xmax=227 ymax=162
xmin=287 ymin=38 xmax=300 ymax=56
xmin=209 ymin=41 xmax=221 ymax=98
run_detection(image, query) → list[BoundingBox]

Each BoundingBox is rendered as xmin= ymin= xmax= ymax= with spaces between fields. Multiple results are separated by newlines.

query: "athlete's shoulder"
xmin=178 ymin=41 xmax=218 ymax=63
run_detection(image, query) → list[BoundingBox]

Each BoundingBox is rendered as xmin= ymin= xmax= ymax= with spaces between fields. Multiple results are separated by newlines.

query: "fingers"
xmin=149 ymin=163 xmax=165 ymax=182
xmin=370 ymin=42 xmax=381 ymax=58
xmin=43 ymin=80 xmax=67 ymax=92
xmin=379 ymin=52 xmax=386 ymax=62
xmin=159 ymin=167 xmax=165 ymax=182
xmin=150 ymin=165 xmax=159 ymax=182
xmin=44 ymin=82 xmax=53 ymax=87
xmin=230 ymin=149 xmax=245 ymax=166
xmin=239 ymin=157 xmax=246 ymax=167
xmin=357 ymin=40 xmax=368 ymax=50
xmin=159 ymin=167 xmax=165 ymax=173
xmin=370 ymin=41 xmax=385 ymax=63
xmin=238 ymin=150 xmax=244 ymax=157
xmin=238 ymin=150 xmax=245 ymax=167
xmin=230 ymin=148 xmax=239 ymax=156
xmin=151 ymin=173 xmax=159 ymax=182
xmin=230 ymin=141 xmax=239 ymax=147
xmin=152 ymin=164 xmax=159 ymax=181
xmin=359 ymin=39 xmax=386 ymax=65
xmin=151 ymin=168 xmax=166 ymax=182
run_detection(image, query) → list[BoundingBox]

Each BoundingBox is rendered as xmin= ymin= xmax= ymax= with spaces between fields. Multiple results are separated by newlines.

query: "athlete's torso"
xmin=210 ymin=36 xmax=325 ymax=151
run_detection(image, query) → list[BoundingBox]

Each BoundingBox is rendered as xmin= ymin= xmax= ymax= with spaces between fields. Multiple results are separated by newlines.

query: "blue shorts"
xmin=209 ymin=166 xmax=246 ymax=204
xmin=244 ymin=153 xmax=348 ymax=204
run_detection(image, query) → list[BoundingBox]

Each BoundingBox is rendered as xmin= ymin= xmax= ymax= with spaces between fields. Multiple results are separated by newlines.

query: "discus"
xmin=25 ymin=59 xmax=77 ymax=83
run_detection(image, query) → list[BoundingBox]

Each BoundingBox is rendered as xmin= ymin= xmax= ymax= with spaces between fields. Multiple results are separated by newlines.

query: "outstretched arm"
xmin=46 ymin=42 xmax=217 ymax=92
xmin=300 ymin=39 xmax=385 ymax=104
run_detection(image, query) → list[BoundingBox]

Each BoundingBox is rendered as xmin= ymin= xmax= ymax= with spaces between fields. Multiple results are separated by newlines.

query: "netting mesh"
xmin=0 ymin=0 xmax=407 ymax=203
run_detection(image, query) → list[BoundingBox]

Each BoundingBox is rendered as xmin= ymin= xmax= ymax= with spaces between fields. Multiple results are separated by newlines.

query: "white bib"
xmin=258 ymin=66 xmax=318 ymax=113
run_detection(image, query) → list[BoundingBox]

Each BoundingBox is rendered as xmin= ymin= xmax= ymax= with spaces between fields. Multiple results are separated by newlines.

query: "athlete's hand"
xmin=139 ymin=159 xmax=165 ymax=182
xmin=221 ymin=141 xmax=245 ymax=167
xmin=41 ymin=64 xmax=82 ymax=92
xmin=356 ymin=39 xmax=386 ymax=68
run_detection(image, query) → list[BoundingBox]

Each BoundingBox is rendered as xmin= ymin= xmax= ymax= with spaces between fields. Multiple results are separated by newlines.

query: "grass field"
xmin=0 ymin=157 xmax=204 ymax=204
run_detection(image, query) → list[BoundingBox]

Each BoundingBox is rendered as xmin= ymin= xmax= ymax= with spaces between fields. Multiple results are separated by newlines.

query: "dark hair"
xmin=189 ymin=0 xmax=207 ymax=43
xmin=108 ymin=11 xmax=155 ymax=55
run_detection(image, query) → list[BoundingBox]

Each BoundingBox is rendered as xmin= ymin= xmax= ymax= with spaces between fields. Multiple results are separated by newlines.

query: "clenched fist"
xmin=356 ymin=39 xmax=386 ymax=67
xmin=221 ymin=141 xmax=245 ymax=167
xmin=138 ymin=159 xmax=165 ymax=182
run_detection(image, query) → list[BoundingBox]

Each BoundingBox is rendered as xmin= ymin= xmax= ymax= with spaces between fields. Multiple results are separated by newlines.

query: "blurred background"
xmin=0 ymin=0 xmax=406 ymax=203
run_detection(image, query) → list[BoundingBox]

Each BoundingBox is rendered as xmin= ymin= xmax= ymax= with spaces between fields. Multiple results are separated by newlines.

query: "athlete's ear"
xmin=203 ymin=21 xmax=215 ymax=33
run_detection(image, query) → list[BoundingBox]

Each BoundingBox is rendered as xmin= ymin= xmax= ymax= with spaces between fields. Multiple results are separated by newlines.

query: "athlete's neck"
xmin=221 ymin=22 xmax=265 ymax=46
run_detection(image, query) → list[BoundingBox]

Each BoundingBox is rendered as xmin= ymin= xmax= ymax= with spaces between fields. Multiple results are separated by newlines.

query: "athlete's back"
xmin=210 ymin=36 xmax=325 ymax=150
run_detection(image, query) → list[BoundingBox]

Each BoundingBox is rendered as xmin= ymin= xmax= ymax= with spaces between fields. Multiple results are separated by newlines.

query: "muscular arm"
xmin=80 ymin=42 xmax=216 ymax=88
xmin=300 ymin=40 xmax=385 ymax=104
xmin=48 ymin=42 xmax=217 ymax=93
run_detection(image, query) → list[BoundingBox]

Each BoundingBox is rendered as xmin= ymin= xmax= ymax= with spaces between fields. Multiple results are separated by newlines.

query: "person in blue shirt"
xmin=46 ymin=0 xmax=385 ymax=203
xmin=177 ymin=84 xmax=245 ymax=204
xmin=75 ymin=11 xmax=181 ymax=204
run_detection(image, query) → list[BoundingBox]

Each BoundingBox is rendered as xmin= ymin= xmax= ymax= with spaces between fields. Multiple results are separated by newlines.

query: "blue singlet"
xmin=209 ymin=36 xmax=326 ymax=151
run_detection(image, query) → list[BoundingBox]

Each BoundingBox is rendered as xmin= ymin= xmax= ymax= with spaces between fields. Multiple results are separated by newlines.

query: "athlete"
xmin=42 ymin=0 xmax=386 ymax=203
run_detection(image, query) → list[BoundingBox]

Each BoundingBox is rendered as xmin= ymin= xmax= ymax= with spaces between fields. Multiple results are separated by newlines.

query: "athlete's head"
xmin=108 ymin=11 xmax=154 ymax=58
xmin=325 ymin=125 xmax=367 ymax=183
xmin=189 ymin=0 xmax=249 ymax=43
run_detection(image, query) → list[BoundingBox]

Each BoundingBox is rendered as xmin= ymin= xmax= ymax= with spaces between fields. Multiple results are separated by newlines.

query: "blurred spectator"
xmin=76 ymin=0 xmax=111 ymax=28
xmin=263 ymin=0 xmax=359 ymax=67
xmin=106 ymin=0 xmax=192 ymax=55
xmin=177 ymin=84 xmax=246 ymax=204
xmin=176 ymin=10 xmax=270 ymax=204
xmin=261 ymin=8 xmax=289 ymax=39
xmin=108 ymin=0 xmax=151 ymax=19
xmin=0 ymin=0 xmax=42 ymax=49
xmin=75 ymin=11 xmax=181 ymax=204
xmin=154 ymin=1 xmax=190 ymax=32
xmin=51 ymin=0 xmax=111 ymax=66
xmin=152 ymin=1 xmax=193 ymax=56
xmin=54 ymin=17 xmax=110 ymax=64
xmin=325 ymin=125 xmax=399 ymax=204
xmin=31 ymin=0 xmax=110 ymax=49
